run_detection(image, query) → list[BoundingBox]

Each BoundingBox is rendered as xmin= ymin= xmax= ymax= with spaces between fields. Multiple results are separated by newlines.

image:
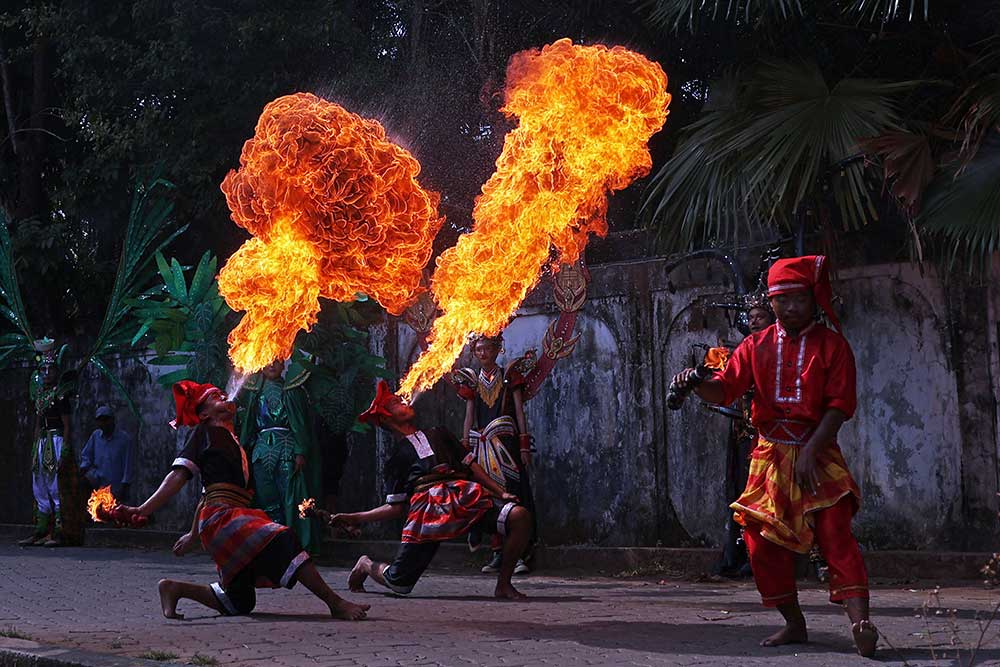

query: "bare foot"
xmin=328 ymin=598 xmax=370 ymax=621
xmin=348 ymin=556 xmax=371 ymax=593
xmin=494 ymin=582 xmax=528 ymax=600
xmin=852 ymin=620 xmax=878 ymax=658
xmin=157 ymin=579 xmax=184 ymax=620
xmin=760 ymin=623 xmax=807 ymax=647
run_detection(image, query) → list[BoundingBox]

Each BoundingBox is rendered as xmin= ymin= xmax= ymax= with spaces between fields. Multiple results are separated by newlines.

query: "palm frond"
xmin=643 ymin=60 xmax=918 ymax=251
xmin=857 ymin=130 xmax=935 ymax=215
xmin=0 ymin=210 xmax=35 ymax=368
xmin=88 ymin=173 xmax=185 ymax=360
xmin=916 ymin=132 xmax=1000 ymax=270
xmin=637 ymin=0 xmax=803 ymax=32
xmin=132 ymin=250 xmax=235 ymax=389
xmin=844 ymin=0 xmax=929 ymax=22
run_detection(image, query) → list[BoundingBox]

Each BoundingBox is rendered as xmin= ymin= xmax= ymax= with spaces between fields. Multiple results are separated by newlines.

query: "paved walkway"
xmin=2 ymin=545 xmax=1000 ymax=666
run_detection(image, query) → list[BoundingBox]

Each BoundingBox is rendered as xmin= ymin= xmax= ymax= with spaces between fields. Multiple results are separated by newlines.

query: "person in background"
xmin=80 ymin=405 xmax=135 ymax=503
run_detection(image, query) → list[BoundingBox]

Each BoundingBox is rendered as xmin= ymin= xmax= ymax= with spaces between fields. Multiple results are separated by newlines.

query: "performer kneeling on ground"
xmin=334 ymin=380 xmax=532 ymax=600
xmin=121 ymin=381 xmax=369 ymax=621
xmin=671 ymin=255 xmax=877 ymax=658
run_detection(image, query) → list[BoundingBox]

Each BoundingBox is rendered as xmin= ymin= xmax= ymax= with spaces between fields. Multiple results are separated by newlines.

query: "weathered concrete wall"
xmin=1 ymin=252 xmax=997 ymax=551
xmin=381 ymin=256 xmax=1000 ymax=551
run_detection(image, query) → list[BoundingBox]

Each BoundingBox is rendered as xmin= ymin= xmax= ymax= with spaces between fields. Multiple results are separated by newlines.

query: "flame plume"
xmin=219 ymin=93 xmax=444 ymax=372
xmin=87 ymin=485 xmax=116 ymax=523
xmin=399 ymin=39 xmax=670 ymax=397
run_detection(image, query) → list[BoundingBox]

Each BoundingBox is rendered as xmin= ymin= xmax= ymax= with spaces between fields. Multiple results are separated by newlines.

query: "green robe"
xmin=237 ymin=365 xmax=322 ymax=554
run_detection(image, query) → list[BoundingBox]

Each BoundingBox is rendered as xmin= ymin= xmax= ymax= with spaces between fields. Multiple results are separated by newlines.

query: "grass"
xmin=0 ymin=626 xmax=31 ymax=640
xmin=139 ymin=650 xmax=180 ymax=661
xmin=189 ymin=655 xmax=219 ymax=666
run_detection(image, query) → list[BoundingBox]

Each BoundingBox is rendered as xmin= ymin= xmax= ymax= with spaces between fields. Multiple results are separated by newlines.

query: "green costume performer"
xmin=238 ymin=361 xmax=322 ymax=554
xmin=20 ymin=339 xmax=86 ymax=547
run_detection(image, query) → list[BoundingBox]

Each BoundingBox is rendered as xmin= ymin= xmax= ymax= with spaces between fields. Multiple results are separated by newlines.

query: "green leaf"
xmin=916 ymin=133 xmax=1000 ymax=270
xmin=642 ymin=61 xmax=920 ymax=251
xmin=154 ymin=367 xmax=195 ymax=389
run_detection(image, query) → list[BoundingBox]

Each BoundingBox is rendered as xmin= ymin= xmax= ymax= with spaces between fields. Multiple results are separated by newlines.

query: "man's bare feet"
xmin=328 ymin=598 xmax=370 ymax=621
xmin=494 ymin=582 xmax=528 ymax=600
xmin=157 ymin=579 xmax=184 ymax=620
xmin=852 ymin=620 xmax=878 ymax=658
xmin=760 ymin=623 xmax=808 ymax=647
xmin=348 ymin=556 xmax=371 ymax=593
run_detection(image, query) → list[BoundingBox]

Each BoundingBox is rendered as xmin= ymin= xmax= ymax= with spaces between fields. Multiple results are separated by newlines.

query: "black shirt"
xmin=172 ymin=424 xmax=251 ymax=489
xmin=384 ymin=427 xmax=471 ymax=505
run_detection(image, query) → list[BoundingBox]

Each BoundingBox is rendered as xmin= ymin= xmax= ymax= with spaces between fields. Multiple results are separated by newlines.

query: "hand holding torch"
xmin=667 ymin=364 xmax=714 ymax=410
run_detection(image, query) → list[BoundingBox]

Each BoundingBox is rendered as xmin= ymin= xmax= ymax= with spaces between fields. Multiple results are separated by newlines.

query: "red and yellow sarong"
xmin=731 ymin=436 xmax=861 ymax=554
xmin=401 ymin=479 xmax=492 ymax=543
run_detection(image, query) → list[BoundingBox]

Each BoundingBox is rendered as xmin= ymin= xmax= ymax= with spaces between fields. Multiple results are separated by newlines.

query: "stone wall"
xmin=1 ymin=251 xmax=997 ymax=551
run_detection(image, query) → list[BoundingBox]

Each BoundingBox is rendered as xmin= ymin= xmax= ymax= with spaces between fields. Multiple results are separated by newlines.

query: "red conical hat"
xmin=171 ymin=381 xmax=221 ymax=428
xmin=358 ymin=379 xmax=395 ymax=425
xmin=767 ymin=255 xmax=840 ymax=331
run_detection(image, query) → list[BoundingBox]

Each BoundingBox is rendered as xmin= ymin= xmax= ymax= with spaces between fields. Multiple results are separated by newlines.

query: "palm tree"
xmin=638 ymin=0 xmax=1000 ymax=266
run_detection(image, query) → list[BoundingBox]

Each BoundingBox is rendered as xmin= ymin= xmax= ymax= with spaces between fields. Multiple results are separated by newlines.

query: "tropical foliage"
xmin=0 ymin=175 xmax=181 ymax=416
xmin=639 ymin=0 xmax=1000 ymax=266
xmin=131 ymin=251 xmax=232 ymax=390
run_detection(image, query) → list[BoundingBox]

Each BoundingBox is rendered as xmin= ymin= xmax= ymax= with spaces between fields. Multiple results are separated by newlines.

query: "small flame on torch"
xmin=87 ymin=485 xmax=117 ymax=523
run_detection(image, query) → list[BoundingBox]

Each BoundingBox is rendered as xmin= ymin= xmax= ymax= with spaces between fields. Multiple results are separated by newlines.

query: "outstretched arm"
xmin=333 ymin=503 xmax=406 ymax=527
xmin=135 ymin=469 xmax=188 ymax=516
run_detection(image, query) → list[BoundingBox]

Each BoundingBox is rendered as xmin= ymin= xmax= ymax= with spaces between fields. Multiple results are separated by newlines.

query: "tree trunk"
xmin=14 ymin=36 xmax=47 ymax=222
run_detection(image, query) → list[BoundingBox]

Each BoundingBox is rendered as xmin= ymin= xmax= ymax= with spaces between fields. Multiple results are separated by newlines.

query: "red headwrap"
xmin=767 ymin=255 xmax=840 ymax=331
xmin=171 ymin=381 xmax=221 ymax=428
xmin=358 ymin=379 xmax=395 ymax=426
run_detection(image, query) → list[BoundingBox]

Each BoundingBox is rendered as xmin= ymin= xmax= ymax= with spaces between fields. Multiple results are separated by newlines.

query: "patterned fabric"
xmin=198 ymin=502 xmax=287 ymax=587
xmin=731 ymin=436 xmax=860 ymax=554
xmin=401 ymin=479 xmax=493 ymax=543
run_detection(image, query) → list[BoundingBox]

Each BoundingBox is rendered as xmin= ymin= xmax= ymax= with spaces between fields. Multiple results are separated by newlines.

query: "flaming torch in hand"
xmin=298 ymin=498 xmax=360 ymax=538
xmin=87 ymin=485 xmax=149 ymax=528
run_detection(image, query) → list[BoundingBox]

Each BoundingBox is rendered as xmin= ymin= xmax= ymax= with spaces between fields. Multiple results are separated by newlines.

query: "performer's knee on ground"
xmin=211 ymin=581 xmax=256 ymax=615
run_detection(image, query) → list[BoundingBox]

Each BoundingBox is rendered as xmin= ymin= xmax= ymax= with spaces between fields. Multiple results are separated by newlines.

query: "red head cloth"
xmin=171 ymin=381 xmax=221 ymax=428
xmin=767 ymin=255 xmax=840 ymax=331
xmin=358 ymin=379 xmax=395 ymax=426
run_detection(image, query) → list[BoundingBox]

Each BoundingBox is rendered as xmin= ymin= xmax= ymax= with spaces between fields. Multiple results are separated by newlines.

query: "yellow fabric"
xmin=731 ymin=436 xmax=861 ymax=554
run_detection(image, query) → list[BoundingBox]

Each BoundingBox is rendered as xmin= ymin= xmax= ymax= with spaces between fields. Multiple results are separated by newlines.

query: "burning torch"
xmin=298 ymin=499 xmax=361 ymax=538
xmin=87 ymin=486 xmax=149 ymax=528
xmin=666 ymin=364 xmax=715 ymax=410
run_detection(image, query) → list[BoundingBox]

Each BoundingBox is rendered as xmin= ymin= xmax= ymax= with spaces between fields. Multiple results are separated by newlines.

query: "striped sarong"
xmin=197 ymin=487 xmax=287 ymax=587
xmin=731 ymin=436 xmax=861 ymax=554
xmin=401 ymin=479 xmax=493 ymax=543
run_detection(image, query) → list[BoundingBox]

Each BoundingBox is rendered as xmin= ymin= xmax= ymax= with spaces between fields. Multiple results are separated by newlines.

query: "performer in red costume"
xmin=672 ymin=255 xmax=877 ymax=658
xmin=121 ymin=381 xmax=369 ymax=621
xmin=336 ymin=381 xmax=533 ymax=599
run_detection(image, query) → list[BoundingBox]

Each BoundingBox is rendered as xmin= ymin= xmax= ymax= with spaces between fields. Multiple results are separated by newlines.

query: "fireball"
xmin=219 ymin=93 xmax=444 ymax=372
xmin=87 ymin=485 xmax=116 ymax=523
xmin=398 ymin=39 xmax=670 ymax=397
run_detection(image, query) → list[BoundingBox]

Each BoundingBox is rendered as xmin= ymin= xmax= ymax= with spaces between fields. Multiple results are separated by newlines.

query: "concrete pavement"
xmin=2 ymin=544 xmax=1000 ymax=666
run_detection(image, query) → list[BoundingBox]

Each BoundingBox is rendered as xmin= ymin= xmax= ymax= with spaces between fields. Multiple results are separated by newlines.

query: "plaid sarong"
xmin=401 ymin=479 xmax=493 ymax=544
xmin=198 ymin=498 xmax=287 ymax=587
xmin=731 ymin=436 xmax=861 ymax=554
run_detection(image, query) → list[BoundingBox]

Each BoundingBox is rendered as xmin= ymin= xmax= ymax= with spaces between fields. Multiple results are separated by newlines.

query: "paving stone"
xmin=2 ymin=544 xmax=999 ymax=666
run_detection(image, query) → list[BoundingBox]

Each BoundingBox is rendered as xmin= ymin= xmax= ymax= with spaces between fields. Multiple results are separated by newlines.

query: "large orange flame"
xmin=87 ymin=485 xmax=116 ymax=523
xmin=398 ymin=39 xmax=670 ymax=397
xmin=219 ymin=93 xmax=444 ymax=372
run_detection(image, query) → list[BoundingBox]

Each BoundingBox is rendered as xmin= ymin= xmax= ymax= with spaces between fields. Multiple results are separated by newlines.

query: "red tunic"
xmin=716 ymin=321 xmax=857 ymax=443
xmin=714 ymin=321 xmax=862 ymax=553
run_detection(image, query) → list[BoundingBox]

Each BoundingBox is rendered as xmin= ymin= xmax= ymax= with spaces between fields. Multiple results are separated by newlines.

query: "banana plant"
xmin=130 ymin=251 xmax=233 ymax=389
